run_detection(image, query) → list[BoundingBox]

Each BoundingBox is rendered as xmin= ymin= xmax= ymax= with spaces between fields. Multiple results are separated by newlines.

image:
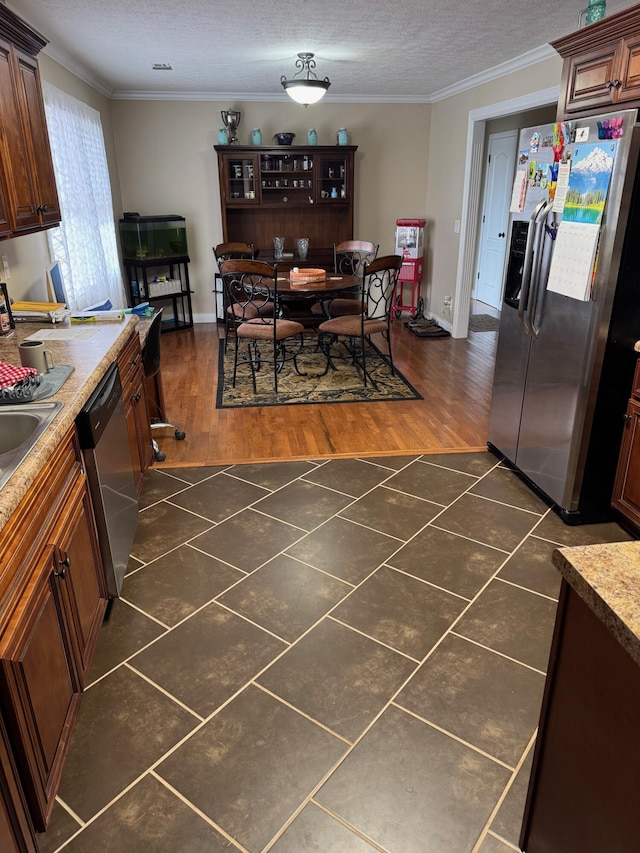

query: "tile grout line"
xmin=58 ymin=455 xmax=576 ymax=850
xmin=470 ymin=731 xmax=538 ymax=853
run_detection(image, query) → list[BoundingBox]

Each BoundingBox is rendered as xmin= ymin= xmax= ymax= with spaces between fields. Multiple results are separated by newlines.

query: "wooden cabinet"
xmin=0 ymin=716 xmax=37 ymax=853
xmin=215 ymin=145 xmax=356 ymax=267
xmin=612 ymin=357 xmax=640 ymax=531
xmin=117 ymin=328 xmax=153 ymax=496
xmin=0 ymin=5 xmax=60 ymax=239
xmin=521 ymin=578 xmax=640 ymax=852
xmin=553 ymin=5 xmax=640 ymax=117
xmin=0 ymin=427 xmax=107 ymax=831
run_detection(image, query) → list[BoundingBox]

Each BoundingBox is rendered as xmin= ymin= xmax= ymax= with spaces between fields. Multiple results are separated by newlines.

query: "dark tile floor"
xmin=37 ymin=453 xmax=632 ymax=853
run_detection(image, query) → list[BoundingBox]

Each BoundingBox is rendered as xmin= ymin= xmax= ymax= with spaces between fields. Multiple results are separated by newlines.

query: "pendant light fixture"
xmin=281 ymin=53 xmax=331 ymax=106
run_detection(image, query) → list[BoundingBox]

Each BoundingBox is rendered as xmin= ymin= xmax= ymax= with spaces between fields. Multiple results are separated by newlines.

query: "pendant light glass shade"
xmin=281 ymin=53 xmax=330 ymax=106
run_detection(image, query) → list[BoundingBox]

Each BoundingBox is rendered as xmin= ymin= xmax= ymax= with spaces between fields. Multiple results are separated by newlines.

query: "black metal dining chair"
xmin=219 ymin=260 xmax=305 ymax=393
xmin=311 ymin=239 xmax=379 ymax=319
xmin=142 ymin=308 xmax=186 ymax=461
xmin=318 ymin=255 xmax=402 ymax=388
xmin=214 ymin=242 xmax=265 ymax=348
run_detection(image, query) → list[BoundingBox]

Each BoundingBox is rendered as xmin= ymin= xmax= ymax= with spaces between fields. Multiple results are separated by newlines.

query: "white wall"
xmin=424 ymin=55 xmax=563 ymax=326
xmin=110 ymin=100 xmax=431 ymax=319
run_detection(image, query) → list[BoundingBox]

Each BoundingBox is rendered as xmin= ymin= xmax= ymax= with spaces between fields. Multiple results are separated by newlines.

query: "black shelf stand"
xmin=124 ymin=256 xmax=194 ymax=331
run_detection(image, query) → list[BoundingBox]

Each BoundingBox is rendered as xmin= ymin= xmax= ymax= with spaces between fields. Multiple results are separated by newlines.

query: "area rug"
xmin=216 ymin=339 xmax=422 ymax=408
xmin=469 ymin=313 xmax=500 ymax=332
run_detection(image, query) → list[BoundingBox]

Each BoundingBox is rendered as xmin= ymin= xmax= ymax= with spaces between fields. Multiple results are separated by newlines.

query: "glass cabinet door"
xmin=259 ymin=152 xmax=314 ymax=205
xmin=223 ymin=153 xmax=259 ymax=203
xmin=317 ymin=153 xmax=349 ymax=203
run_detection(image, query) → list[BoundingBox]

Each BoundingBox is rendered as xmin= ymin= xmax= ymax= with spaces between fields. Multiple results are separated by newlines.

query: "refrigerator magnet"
xmin=530 ymin=132 xmax=540 ymax=152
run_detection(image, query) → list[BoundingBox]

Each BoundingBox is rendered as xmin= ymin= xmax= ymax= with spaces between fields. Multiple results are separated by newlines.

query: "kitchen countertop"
xmin=0 ymin=316 xmax=141 ymax=532
xmin=553 ymin=540 xmax=640 ymax=667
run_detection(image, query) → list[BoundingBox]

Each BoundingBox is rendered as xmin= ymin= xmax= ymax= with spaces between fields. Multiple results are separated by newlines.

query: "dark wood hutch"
xmin=214 ymin=144 xmax=357 ymax=268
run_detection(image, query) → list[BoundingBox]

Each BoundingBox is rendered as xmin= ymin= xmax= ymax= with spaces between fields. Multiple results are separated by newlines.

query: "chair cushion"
xmin=237 ymin=317 xmax=304 ymax=341
xmin=311 ymin=298 xmax=363 ymax=317
xmin=319 ymin=316 xmax=387 ymax=336
xmin=227 ymin=302 xmax=273 ymax=320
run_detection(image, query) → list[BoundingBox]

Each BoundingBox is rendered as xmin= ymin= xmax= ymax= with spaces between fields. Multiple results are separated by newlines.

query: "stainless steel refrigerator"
xmin=488 ymin=108 xmax=640 ymax=523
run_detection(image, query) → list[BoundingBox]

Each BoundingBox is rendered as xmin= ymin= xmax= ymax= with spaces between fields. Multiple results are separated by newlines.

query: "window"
xmin=43 ymin=83 xmax=125 ymax=310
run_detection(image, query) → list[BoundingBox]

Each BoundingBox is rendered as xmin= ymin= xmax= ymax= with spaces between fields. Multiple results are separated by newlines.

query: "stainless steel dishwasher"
xmin=76 ymin=361 xmax=138 ymax=597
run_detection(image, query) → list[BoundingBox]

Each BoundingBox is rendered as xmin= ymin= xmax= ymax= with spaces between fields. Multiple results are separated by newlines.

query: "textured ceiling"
xmin=5 ymin=0 xmax=638 ymax=101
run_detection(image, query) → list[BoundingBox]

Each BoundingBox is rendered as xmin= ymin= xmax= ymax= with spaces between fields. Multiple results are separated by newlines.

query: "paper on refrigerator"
xmin=509 ymin=170 xmax=528 ymax=214
xmin=546 ymin=220 xmax=600 ymax=301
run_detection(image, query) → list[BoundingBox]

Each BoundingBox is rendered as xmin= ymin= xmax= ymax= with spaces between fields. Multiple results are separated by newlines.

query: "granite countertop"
xmin=0 ymin=316 xmax=140 ymax=532
xmin=553 ymin=541 xmax=640 ymax=667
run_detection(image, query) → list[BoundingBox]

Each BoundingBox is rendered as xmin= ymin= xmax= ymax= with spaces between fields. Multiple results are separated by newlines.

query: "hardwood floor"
xmin=153 ymin=310 xmax=498 ymax=467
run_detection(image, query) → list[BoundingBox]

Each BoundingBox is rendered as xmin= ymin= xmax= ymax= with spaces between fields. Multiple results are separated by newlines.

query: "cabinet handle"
xmin=54 ymin=555 xmax=70 ymax=579
xmin=36 ymin=204 xmax=49 ymax=214
xmin=130 ymin=356 xmax=139 ymax=366
xmin=133 ymin=392 xmax=141 ymax=403
xmin=623 ymin=413 xmax=632 ymax=421
xmin=606 ymin=79 xmax=622 ymax=90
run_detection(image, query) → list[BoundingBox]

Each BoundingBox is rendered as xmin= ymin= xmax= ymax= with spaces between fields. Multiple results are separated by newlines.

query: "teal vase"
xmin=307 ymin=128 xmax=317 ymax=146
xmin=217 ymin=127 xmax=229 ymax=145
xmin=337 ymin=128 xmax=348 ymax=146
xmin=586 ymin=0 xmax=606 ymax=23
xmin=251 ymin=128 xmax=262 ymax=145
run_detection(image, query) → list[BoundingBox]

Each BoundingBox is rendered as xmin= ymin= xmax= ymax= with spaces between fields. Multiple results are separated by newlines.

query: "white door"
xmin=475 ymin=130 xmax=517 ymax=309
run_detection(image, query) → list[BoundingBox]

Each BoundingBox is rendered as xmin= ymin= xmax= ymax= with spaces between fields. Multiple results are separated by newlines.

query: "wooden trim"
xmin=552 ymin=5 xmax=640 ymax=57
xmin=0 ymin=7 xmax=46 ymax=58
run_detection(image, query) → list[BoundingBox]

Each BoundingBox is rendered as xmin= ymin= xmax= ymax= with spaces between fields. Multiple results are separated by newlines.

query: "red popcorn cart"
xmin=394 ymin=218 xmax=426 ymax=318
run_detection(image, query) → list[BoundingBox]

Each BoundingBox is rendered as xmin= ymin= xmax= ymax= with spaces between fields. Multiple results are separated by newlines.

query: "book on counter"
xmin=10 ymin=301 xmax=69 ymax=323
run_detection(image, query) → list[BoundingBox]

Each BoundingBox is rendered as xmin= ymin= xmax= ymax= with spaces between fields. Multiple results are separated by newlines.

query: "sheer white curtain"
xmin=43 ymin=83 xmax=125 ymax=310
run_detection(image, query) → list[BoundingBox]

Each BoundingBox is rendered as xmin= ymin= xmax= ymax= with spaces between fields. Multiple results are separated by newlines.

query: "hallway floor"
xmin=38 ymin=453 xmax=631 ymax=852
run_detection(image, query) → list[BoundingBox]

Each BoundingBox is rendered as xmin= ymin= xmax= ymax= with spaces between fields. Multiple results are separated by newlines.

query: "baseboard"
xmin=192 ymin=313 xmax=222 ymax=323
xmin=429 ymin=312 xmax=452 ymax=333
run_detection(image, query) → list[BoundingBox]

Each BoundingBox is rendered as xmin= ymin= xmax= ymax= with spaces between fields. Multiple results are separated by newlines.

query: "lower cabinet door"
xmin=52 ymin=476 xmax=108 ymax=687
xmin=612 ymin=397 xmax=640 ymax=531
xmin=0 ymin=546 xmax=81 ymax=831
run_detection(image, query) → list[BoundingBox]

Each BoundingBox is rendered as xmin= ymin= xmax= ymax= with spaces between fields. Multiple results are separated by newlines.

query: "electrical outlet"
xmin=1 ymin=256 xmax=10 ymax=280
xmin=454 ymin=220 xmax=461 ymax=234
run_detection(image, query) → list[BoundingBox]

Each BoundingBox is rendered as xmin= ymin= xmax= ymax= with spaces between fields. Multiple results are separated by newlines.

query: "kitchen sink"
xmin=0 ymin=402 xmax=64 ymax=492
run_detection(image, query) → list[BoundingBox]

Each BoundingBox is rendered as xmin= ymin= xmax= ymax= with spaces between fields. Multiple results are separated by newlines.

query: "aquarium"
xmin=119 ymin=214 xmax=188 ymax=261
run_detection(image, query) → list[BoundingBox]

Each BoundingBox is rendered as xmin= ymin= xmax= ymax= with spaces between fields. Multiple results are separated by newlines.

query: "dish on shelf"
xmin=274 ymin=132 xmax=296 ymax=145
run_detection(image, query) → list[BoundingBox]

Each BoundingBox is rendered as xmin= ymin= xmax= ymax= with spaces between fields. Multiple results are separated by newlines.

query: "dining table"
xmin=276 ymin=272 xmax=361 ymax=319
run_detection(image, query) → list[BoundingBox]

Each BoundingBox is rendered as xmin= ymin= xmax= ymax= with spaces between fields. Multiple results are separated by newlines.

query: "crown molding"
xmin=42 ymin=42 xmax=114 ymax=98
xmin=428 ymin=43 xmax=558 ymax=103
xmin=109 ymin=90 xmax=431 ymax=103
xmin=40 ymin=38 xmax=557 ymax=106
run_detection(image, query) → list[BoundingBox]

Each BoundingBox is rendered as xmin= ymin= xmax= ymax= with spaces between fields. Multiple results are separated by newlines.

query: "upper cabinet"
xmin=0 ymin=6 xmax=60 ymax=239
xmin=553 ymin=5 xmax=640 ymax=117
xmin=214 ymin=144 xmax=356 ymax=266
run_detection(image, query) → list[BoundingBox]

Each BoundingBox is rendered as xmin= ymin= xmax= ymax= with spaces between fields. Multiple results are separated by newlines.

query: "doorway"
xmin=452 ymin=87 xmax=560 ymax=338
xmin=474 ymin=130 xmax=518 ymax=310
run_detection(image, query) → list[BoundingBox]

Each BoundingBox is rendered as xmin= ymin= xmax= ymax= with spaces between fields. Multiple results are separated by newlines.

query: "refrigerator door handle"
xmin=518 ymin=199 xmax=547 ymax=336
xmin=530 ymin=201 xmax=556 ymax=339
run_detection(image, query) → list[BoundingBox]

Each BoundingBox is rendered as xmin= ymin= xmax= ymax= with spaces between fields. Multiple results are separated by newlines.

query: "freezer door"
xmin=487 ymin=300 xmax=530 ymax=464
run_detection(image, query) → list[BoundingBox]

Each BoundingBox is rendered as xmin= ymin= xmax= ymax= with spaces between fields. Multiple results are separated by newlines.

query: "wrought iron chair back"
xmin=333 ymin=240 xmax=379 ymax=278
xmin=318 ymin=254 xmax=402 ymax=388
xmin=219 ymin=260 xmax=305 ymax=393
xmin=213 ymin=242 xmax=255 ymax=270
xmin=214 ymin=243 xmax=257 ymax=347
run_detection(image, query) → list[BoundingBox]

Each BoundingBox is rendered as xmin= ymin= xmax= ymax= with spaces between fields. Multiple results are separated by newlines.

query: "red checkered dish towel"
xmin=0 ymin=360 xmax=39 ymax=390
